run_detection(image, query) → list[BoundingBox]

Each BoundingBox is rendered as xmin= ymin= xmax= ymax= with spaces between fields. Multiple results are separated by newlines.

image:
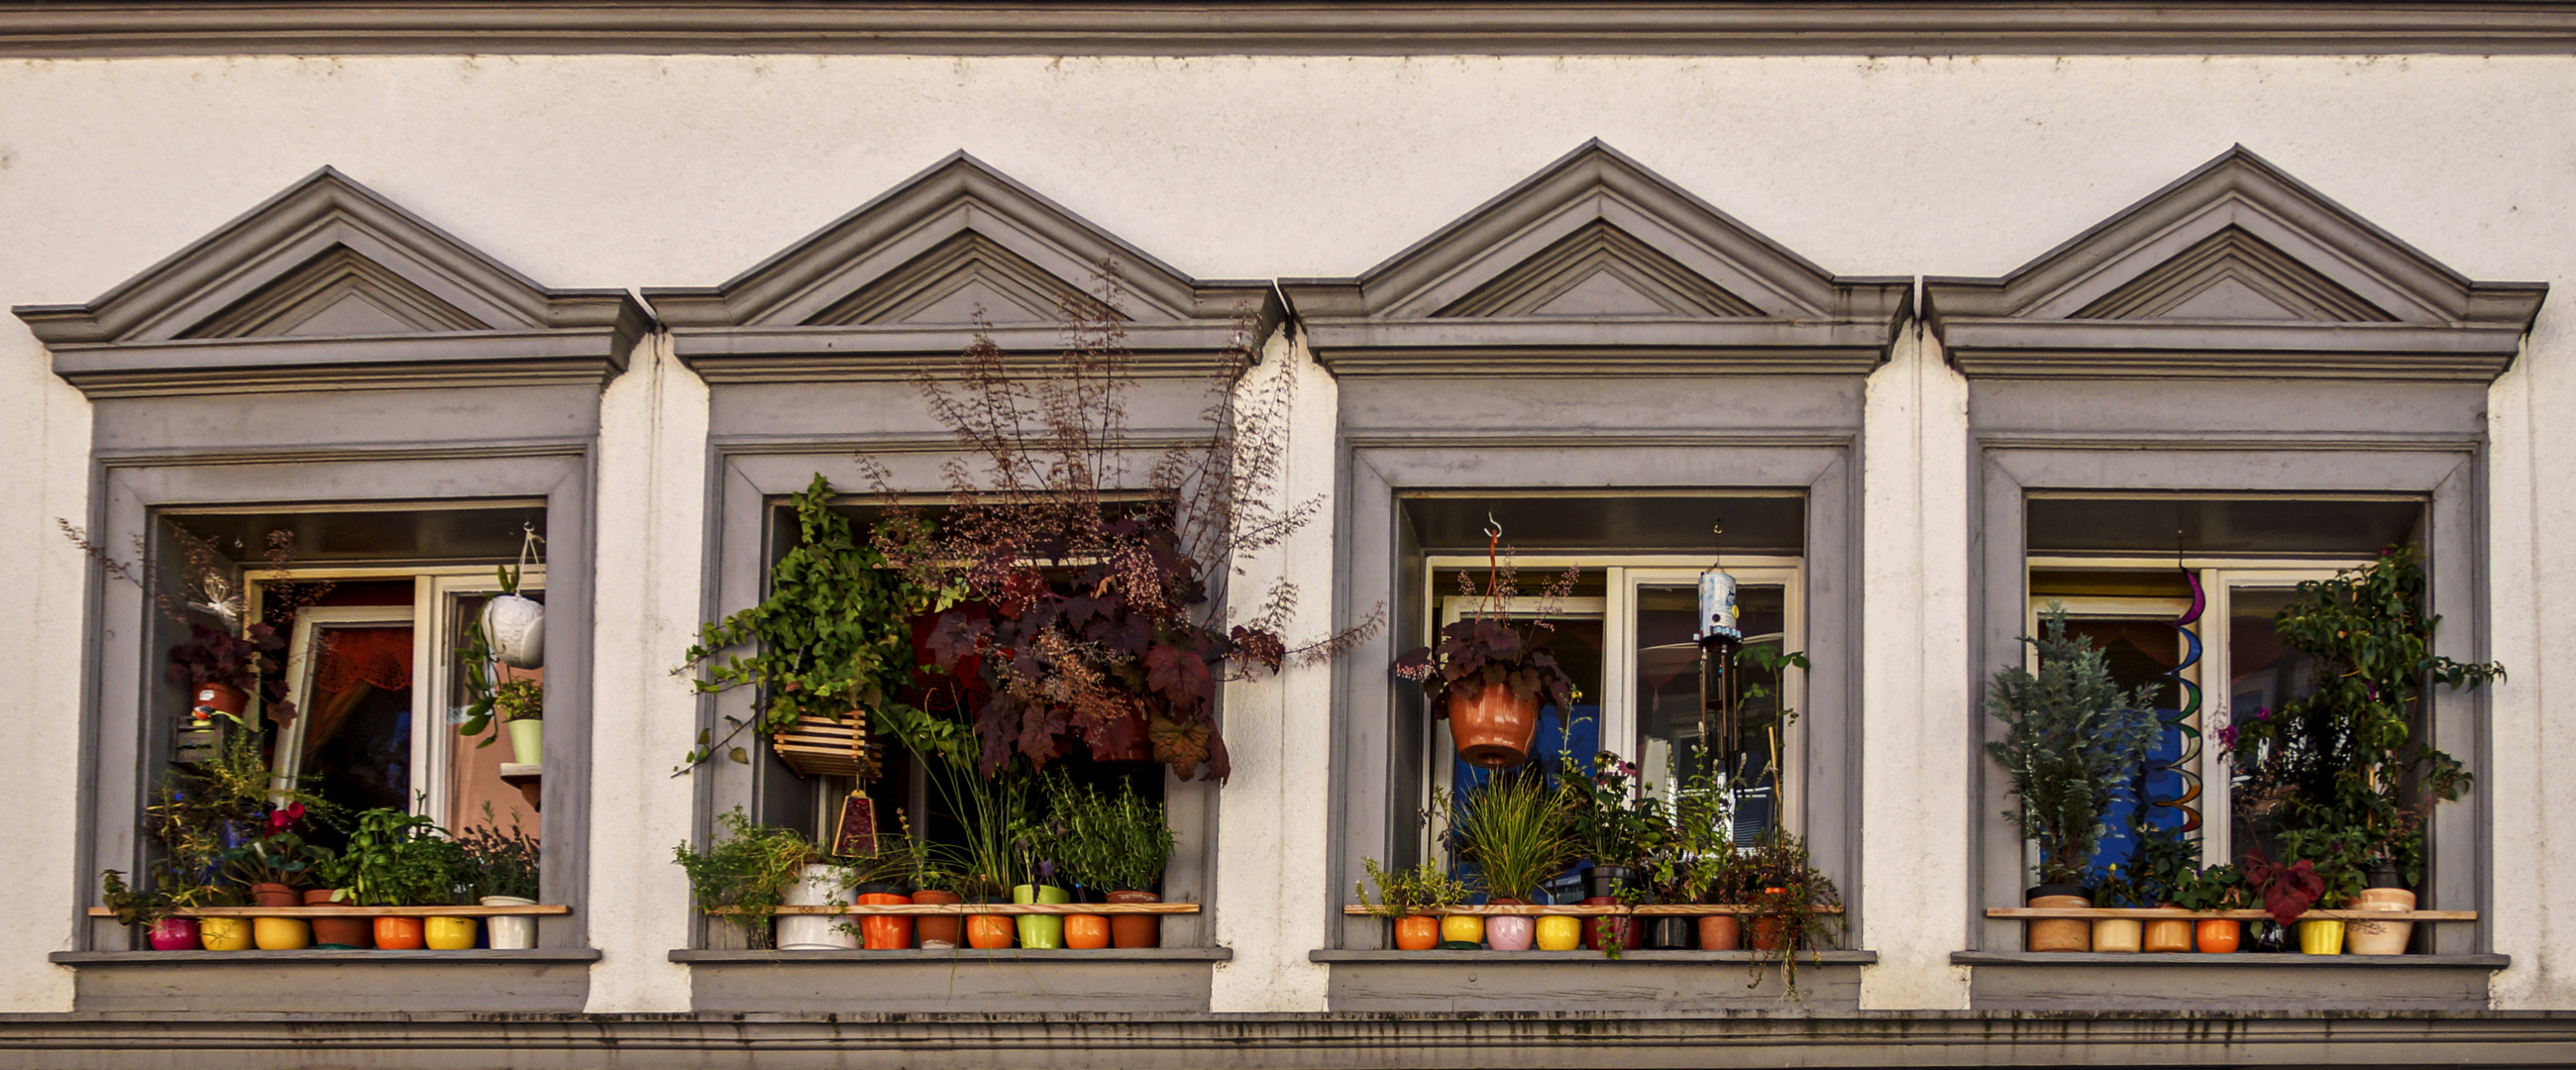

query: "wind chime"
xmin=1695 ymin=523 xmax=1745 ymax=794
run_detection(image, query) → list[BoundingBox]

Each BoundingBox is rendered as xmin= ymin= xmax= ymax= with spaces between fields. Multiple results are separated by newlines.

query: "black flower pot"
xmin=2367 ymin=862 xmax=2407 ymax=891
xmin=2250 ymin=920 xmax=2291 ymax=953
xmin=1647 ymin=916 xmax=1695 ymax=950
xmin=1586 ymin=865 xmax=1640 ymax=900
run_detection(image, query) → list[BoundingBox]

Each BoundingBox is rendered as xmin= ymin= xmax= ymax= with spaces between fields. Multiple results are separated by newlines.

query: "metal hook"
xmin=1484 ymin=513 xmax=1503 ymax=541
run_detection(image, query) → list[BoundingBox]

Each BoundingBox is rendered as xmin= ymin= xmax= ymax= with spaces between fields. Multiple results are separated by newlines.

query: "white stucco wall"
xmin=1 ymin=52 xmax=2571 ymax=1013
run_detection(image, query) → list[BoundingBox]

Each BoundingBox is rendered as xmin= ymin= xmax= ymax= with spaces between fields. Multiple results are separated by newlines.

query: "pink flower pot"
xmin=148 ymin=917 xmax=200 ymax=951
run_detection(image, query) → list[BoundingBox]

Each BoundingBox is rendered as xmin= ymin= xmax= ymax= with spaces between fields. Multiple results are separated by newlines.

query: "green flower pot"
xmin=1013 ymin=884 xmax=1071 ymax=948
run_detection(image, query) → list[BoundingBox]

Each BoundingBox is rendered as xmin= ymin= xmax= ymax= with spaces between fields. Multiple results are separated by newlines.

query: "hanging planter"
xmin=1394 ymin=519 xmax=1579 ymax=771
xmin=483 ymin=528 xmax=546 ymax=669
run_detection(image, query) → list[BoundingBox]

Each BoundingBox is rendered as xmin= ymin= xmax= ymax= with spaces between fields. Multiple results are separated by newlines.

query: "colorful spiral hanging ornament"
xmin=2162 ymin=568 xmax=2205 ymax=834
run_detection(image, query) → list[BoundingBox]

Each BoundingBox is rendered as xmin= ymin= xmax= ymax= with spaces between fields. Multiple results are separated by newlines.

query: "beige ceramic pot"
xmin=2142 ymin=907 xmax=2194 ymax=953
xmin=2346 ymin=887 xmax=2415 ymax=955
xmin=2025 ymin=888 xmax=2092 ymax=953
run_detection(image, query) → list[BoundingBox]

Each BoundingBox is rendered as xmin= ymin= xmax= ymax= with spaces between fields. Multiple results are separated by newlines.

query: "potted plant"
xmin=167 ymin=621 xmax=286 ymax=725
xmin=880 ymin=700 xmax=1032 ymax=950
xmin=460 ymin=804 xmax=542 ymax=949
xmin=1394 ymin=556 xmax=1581 ymax=770
xmin=223 ymin=817 xmax=331 ymax=950
xmin=677 ymin=474 xmax=947 ymax=780
xmin=1984 ymin=606 xmax=2161 ymax=952
xmin=838 ymin=811 xmax=924 ymax=951
xmin=336 ymin=808 xmax=464 ymax=950
xmin=1556 ymin=748 xmax=1667 ymax=951
xmin=1734 ymin=826 xmax=1844 ymax=994
xmin=100 ymin=869 xmax=221 ymax=951
xmin=673 ymin=807 xmax=817 ymax=951
xmin=1445 ymin=768 xmax=1572 ymax=952
xmin=1649 ymin=782 xmax=1734 ymax=951
xmin=481 ymin=540 xmax=546 ymax=670
xmin=2242 ymin=848 xmax=2331 ymax=953
xmin=1355 ymin=859 xmax=1466 ymax=950
xmin=1056 ymin=777 xmax=1176 ymax=949
xmin=2170 ymin=863 xmax=2246 ymax=953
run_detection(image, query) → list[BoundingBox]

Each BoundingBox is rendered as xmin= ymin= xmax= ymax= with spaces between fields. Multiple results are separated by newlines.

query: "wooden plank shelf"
xmin=1343 ymin=905 xmax=1844 ymax=917
xmin=711 ymin=903 xmax=1200 ymax=916
xmin=1986 ymin=908 xmax=2474 ymax=922
xmin=88 ymin=905 xmax=571 ymax=918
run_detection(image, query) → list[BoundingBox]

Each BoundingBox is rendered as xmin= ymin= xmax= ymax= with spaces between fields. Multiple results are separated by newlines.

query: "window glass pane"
xmin=297 ymin=623 xmax=415 ymax=843
xmin=2226 ymin=587 xmax=2321 ymax=861
xmin=1634 ymin=584 xmax=1786 ymax=840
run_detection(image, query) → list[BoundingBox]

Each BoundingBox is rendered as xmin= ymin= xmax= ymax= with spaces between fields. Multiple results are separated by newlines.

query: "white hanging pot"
xmin=483 ymin=594 xmax=545 ymax=670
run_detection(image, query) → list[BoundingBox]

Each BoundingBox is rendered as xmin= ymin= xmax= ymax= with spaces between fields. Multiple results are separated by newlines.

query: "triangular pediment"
xmin=1438 ymin=221 xmax=1760 ymax=318
xmin=1924 ymin=147 xmax=2547 ymax=381
xmin=806 ymin=231 xmax=1115 ymax=326
xmin=651 ymin=154 xmax=1264 ymax=332
xmin=2074 ymin=227 xmax=2393 ymax=322
xmin=181 ymin=245 xmax=489 ymax=338
xmin=13 ymin=167 xmax=648 ymax=396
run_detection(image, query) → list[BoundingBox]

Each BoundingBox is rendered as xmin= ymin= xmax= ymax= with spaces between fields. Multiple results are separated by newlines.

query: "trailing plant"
xmin=1393 ymin=545 xmax=1580 ymax=734
xmin=1736 ymin=826 xmax=1845 ymax=996
xmin=875 ymin=268 xmax=1378 ymax=783
xmin=1354 ymin=858 xmax=1468 ymax=918
xmin=672 ymin=807 xmax=818 ymax=949
xmin=2224 ymin=546 xmax=2501 ymax=891
xmin=1984 ymin=606 xmax=2162 ymax=887
xmin=678 ymin=474 xmax=947 ymax=772
xmin=458 ymin=803 xmax=542 ymax=901
xmin=1443 ymin=768 xmax=1574 ymax=903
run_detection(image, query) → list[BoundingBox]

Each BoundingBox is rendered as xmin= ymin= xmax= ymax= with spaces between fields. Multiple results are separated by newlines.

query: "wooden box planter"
xmin=770 ymin=710 xmax=881 ymax=780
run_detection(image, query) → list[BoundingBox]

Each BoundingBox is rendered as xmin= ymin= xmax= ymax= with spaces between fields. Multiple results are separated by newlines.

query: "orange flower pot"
xmin=1448 ymin=686 xmax=1541 ymax=769
xmin=2196 ymin=918 xmax=2241 ymax=953
xmin=856 ymin=886 xmax=913 ymax=950
xmin=912 ymin=889 xmax=963 ymax=949
xmin=2142 ymin=908 xmax=2194 ymax=953
xmin=965 ymin=897 xmax=1015 ymax=949
xmin=1107 ymin=890 xmax=1162 ymax=948
xmin=306 ymin=890 xmax=370 ymax=948
xmin=1066 ymin=913 xmax=1112 ymax=949
xmin=1393 ymin=915 xmax=1441 ymax=951
xmin=373 ymin=916 xmax=426 ymax=950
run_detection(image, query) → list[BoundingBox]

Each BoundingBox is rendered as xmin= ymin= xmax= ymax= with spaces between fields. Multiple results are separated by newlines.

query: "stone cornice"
xmin=3 ymin=3 xmax=2576 ymax=57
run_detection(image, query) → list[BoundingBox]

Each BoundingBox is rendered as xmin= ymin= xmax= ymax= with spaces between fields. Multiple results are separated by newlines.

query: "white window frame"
xmin=2027 ymin=556 xmax=2362 ymax=869
xmin=1420 ymin=554 xmax=1804 ymax=857
xmin=251 ymin=565 xmax=543 ymax=829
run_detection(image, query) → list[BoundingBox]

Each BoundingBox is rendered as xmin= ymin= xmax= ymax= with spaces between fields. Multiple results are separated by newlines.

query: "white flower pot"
xmin=482 ymin=896 xmax=538 ymax=949
xmin=776 ymin=863 xmax=853 ymax=950
xmin=482 ymin=594 xmax=546 ymax=669
xmin=506 ymin=718 xmax=544 ymax=765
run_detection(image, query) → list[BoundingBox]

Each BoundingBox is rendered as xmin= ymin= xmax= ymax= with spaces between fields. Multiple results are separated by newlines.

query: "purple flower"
xmin=1036 ymin=860 xmax=1057 ymax=881
xmin=2217 ymin=724 xmax=2238 ymax=749
xmin=2256 ymin=705 xmax=2272 ymax=721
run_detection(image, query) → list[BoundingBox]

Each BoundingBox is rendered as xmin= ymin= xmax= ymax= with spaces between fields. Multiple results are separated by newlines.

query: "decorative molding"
xmin=1925 ymin=146 xmax=2547 ymax=381
xmin=647 ymin=153 xmax=1277 ymax=383
xmin=14 ymin=167 xmax=649 ymax=398
xmin=4 ymin=4 xmax=2576 ymax=57
xmin=1284 ymin=141 xmax=1908 ymax=376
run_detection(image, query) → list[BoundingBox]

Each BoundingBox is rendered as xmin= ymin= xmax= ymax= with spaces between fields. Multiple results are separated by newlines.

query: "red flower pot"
xmin=148 ymin=917 xmax=200 ymax=951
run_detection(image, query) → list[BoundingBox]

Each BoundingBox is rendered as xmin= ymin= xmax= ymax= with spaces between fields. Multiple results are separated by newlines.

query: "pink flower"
xmin=2217 ymin=724 xmax=2238 ymax=749
xmin=266 ymin=802 xmax=305 ymax=834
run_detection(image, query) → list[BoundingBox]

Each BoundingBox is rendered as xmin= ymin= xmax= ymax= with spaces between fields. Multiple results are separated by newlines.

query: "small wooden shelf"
xmin=1986 ymin=908 xmax=2474 ymax=922
xmin=89 ymin=905 xmax=571 ymax=918
xmin=498 ymin=763 xmax=541 ymax=812
xmin=713 ymin=903 xmax=1200 ymax=916
xmin=1342 ymin=904 xmax=1844 ymax=917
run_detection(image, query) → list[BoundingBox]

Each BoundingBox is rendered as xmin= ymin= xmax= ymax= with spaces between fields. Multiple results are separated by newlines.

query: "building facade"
xmin=4 ymin=4 xmax=2576 ymax=1066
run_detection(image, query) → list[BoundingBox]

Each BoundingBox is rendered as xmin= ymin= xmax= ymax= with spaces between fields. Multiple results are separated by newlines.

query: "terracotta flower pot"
xmin=373 ymin=916 xmax=426 ymax=950
xmin=965 ymin=895 xmax=1015 ymax=949
xmin=2143 ymin=907 xmax=2194 ymax=953
xmin=2347 ymin=887 xmax=2415 ymax=955
xmin=1697 ymin=913 xmax=1743 ymax=951
xmin=250 ymin=883 xmax=297 ymax=909
xmin=193 ymin=683 xmax=249 ymax=719
xmin=1393 ymin=914 xmax=1440 ymax=951
xmin=1749 ymin=913 xmax=1791 ymax=952
xmin=1106 ymin=890 xmax=1160 ymax=949
xmin=1448 ymin=686 xmax=1542 ymax=769
xmin=914 ymin=889 xmax=964 ymax=949
xmin=306 ymin=889 xmax=370 ymax=948
xmin=856 ymin=883 xmax=914 ymax=950
xmin=1065 ymin=913 xmax=1112 ymax=949
xmin=148 ymin=916 xmax=200 ymax=951
xmin=1534 ymin=914 xmax=1582 ymax=951
xmin=2024 ymin=886 xmax=2092 ymax=953
xmin=198 ymin=917 xmax=251 ymax=951
xmin=2196 ymin=918 xmax=2241 ymax=953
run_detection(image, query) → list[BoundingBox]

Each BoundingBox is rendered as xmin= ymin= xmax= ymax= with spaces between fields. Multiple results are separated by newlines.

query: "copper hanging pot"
xmin=1448 ymin=685 xmax=1541 ymax=768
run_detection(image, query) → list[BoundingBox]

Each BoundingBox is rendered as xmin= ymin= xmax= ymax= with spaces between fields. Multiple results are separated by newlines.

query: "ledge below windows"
xmin=670 ymin=947 xmax=1232 ymax=1014
xmin=1309 ymin=949 xmax=1878 ymax=1012
xmin=47 ymin=949 xmax=599 ymax=1013
xmin=1954 ymin=951 xmax=2506 ymax=1012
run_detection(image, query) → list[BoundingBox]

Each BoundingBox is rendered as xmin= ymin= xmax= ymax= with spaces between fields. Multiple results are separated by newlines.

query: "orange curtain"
xmin=299 ymin=626 xmax=413 ymax=762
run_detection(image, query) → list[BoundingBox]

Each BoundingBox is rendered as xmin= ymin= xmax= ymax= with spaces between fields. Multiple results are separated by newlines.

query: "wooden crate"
xmin=771 ymin=710 xmax=881 ymax=781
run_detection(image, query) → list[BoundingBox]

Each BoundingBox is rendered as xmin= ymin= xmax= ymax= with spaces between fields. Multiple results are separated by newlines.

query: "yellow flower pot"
xmin=1440 ymin=913 xmax=1485 ymax=947
xmin=1534 ymin=914 xmax=1583 ymax=952
xmin=424 ymin=916 xmax=479 ymax=950
xmin=199 ymin=917 xmax=252 ymax=951
xmin=2299 ymin=918 xmax=2346 ymax=955
xmin=252 ymin=916 xmax=311 ymax=950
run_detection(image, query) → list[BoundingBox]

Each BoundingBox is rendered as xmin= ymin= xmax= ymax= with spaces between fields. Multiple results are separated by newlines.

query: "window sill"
xmin=673 ymin=947 xmax=1232 ymax=1013
xmin=669 ymin=948 xmax=1229 ymax=963
xmin=1312 ymin=948 xmax=1877 ymax=1012
xmin=50 ymin=949 xmax=597 ymax=1013
xmin=1954 ymin=952 xmax=2508 ymax=968
xmin=1956 ymin=951 xmax=2504 ymax=1012
xmin=1311 ymin=949 xmax=1878 ymax=965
